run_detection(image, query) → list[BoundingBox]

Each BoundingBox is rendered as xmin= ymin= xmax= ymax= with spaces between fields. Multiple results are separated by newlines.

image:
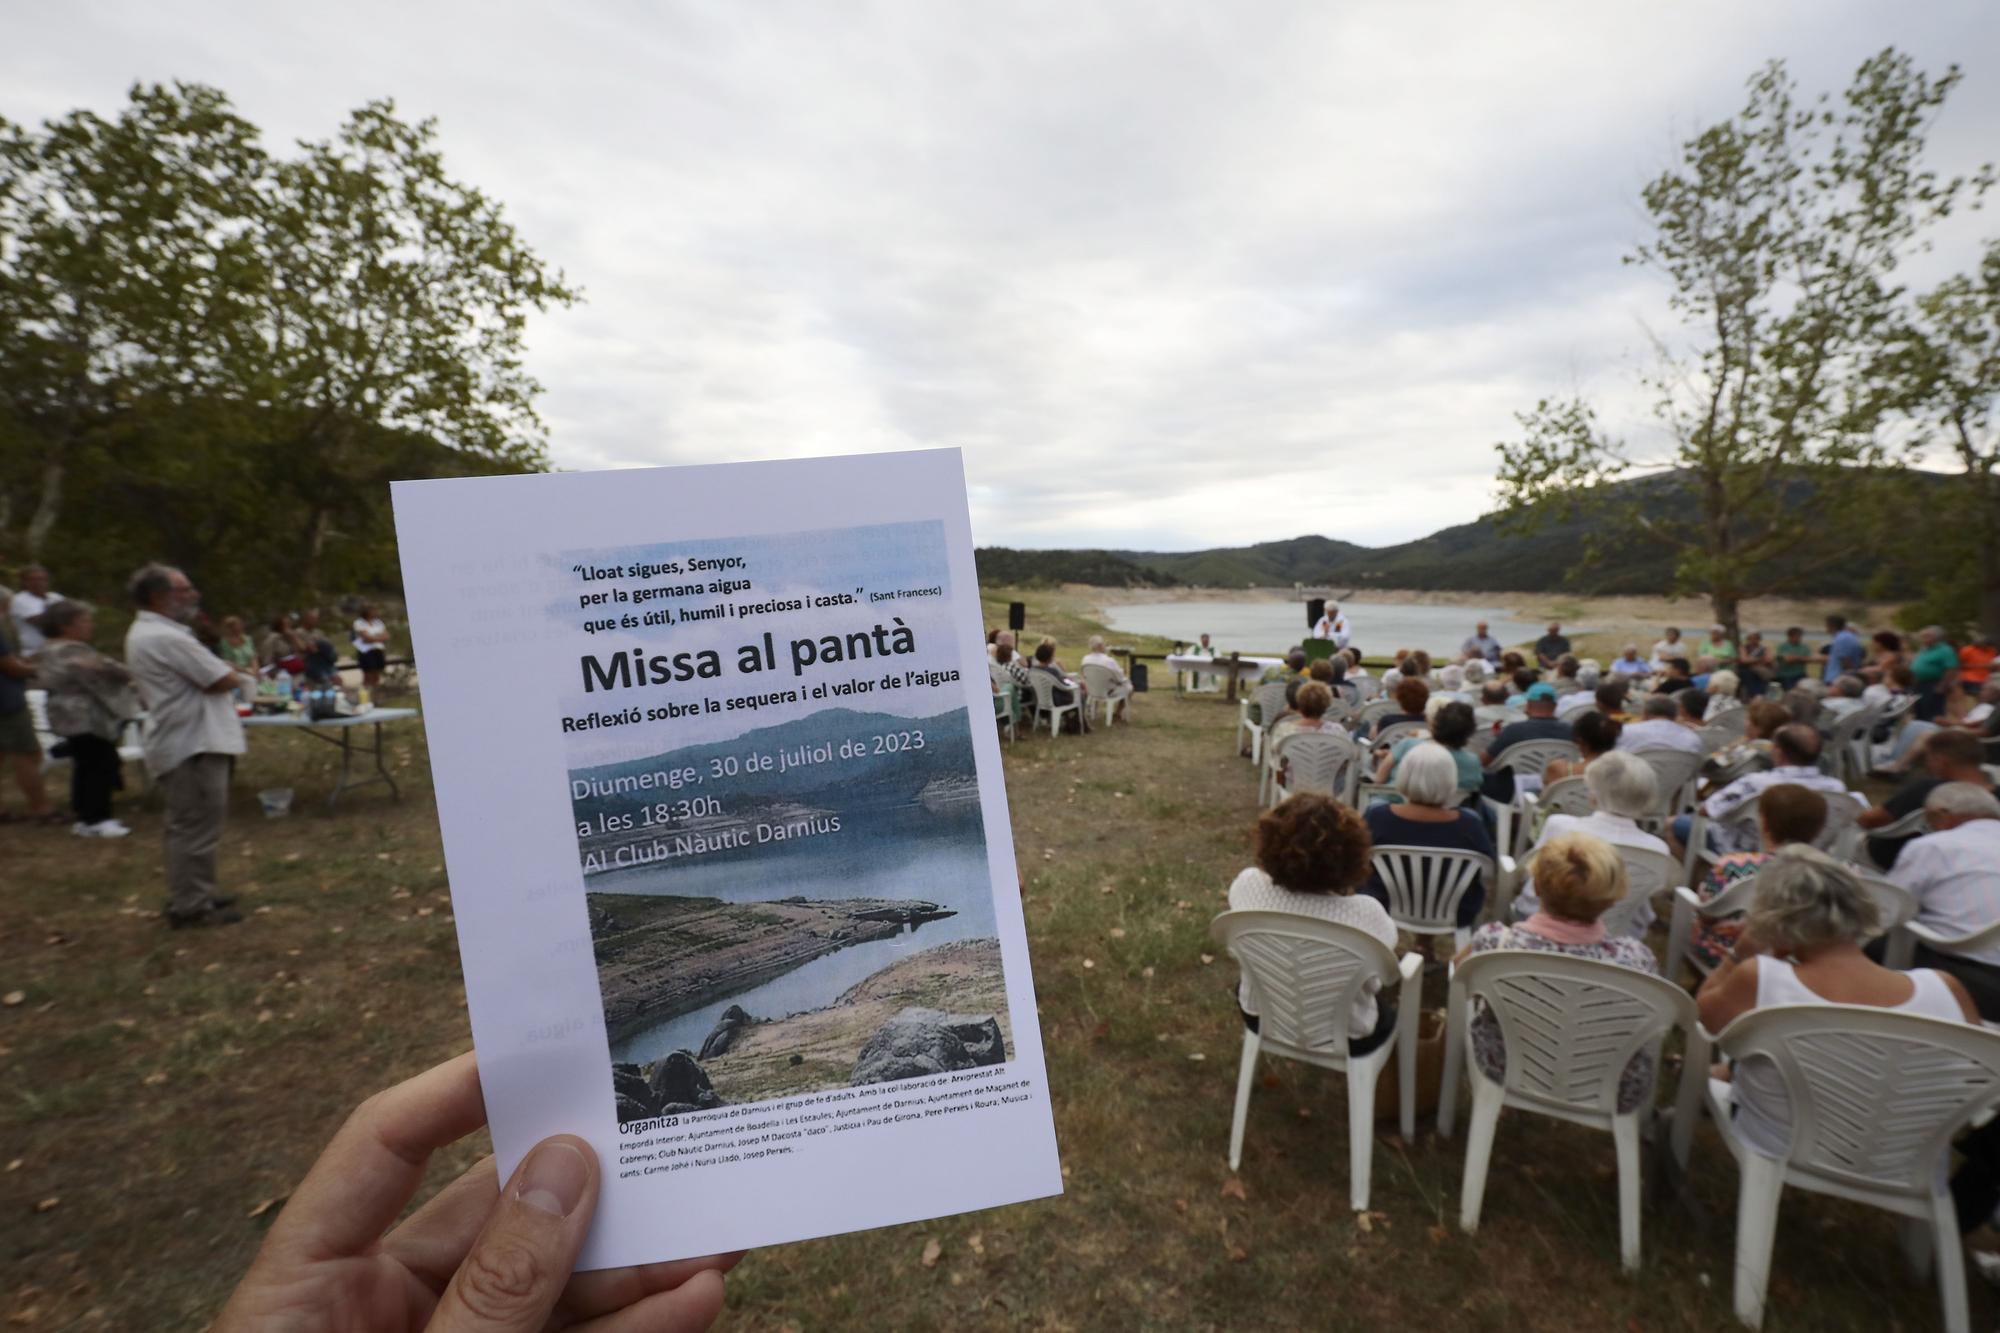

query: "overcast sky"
xmin=10 ymin=3 xmax=1999 ymax=549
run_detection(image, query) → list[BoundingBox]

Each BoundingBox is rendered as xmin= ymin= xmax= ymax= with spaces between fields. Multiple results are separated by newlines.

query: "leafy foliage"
xmin=1493 ymin=50 xmax=1993 ymax=643
xmin=0 ymin=83 xmax=578 ymax=609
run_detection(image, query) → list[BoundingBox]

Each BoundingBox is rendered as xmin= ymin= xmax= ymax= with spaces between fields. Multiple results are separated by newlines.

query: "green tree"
xmin=254 ymin=101 xmax=581 ymax=593
xmin=1493 ymin=51 xmax=1991 ymax=648
xmin=1884 ymin=239 xmax=2000 ymax=636
xmin=0 ymin=83 xmax=267 ymax=561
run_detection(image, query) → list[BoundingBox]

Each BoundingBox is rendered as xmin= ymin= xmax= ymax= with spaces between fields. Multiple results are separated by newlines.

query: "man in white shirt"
xmin=1311 ymin=604 xmax=1351 ymax=650
xmin=1080 ymin=635 xmax=1134 ymax=722
xmin=8 ymin=564 xmax=62 ymax=655
xmin=1887 ymin=783 xmax=2000 ymax=1018
xmin=1686 ymin=725 xmax=1856 ymax=855
xmin=124 ymin=563 xmax=257 ymax=928
xmin=1617 ymin=695 xmax=1702 ymax=756
xmin=1610 ymin=645 xmax=1651 ymax=677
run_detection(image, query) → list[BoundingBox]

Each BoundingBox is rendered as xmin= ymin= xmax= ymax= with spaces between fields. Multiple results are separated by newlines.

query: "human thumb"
xmin=429 ymin=1136 xmax=598 ymax=1333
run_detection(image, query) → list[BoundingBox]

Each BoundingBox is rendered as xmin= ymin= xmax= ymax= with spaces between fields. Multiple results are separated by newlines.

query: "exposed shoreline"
xmin=700 ymin=937 xmax=1010 ymax=1103
xmin=587 ymin=892 xmax=957 ymax=1043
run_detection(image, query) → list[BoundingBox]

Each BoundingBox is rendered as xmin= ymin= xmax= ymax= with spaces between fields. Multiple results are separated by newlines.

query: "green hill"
xmin=976 ymin=470 xmax=1935 ymax=597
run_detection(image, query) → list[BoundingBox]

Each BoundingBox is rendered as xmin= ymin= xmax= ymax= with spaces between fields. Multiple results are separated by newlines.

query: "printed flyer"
xmin=392 ymin=449 xmax=1061 ymax=1269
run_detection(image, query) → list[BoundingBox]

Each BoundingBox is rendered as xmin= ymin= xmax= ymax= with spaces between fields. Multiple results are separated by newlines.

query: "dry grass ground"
xmin=0 ymin=611 xmax=1971 ymax=1331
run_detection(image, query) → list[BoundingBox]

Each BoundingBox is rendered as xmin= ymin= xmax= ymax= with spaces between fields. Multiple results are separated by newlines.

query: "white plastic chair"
xmin=1369 ymin=845 xmax=1496 ymax=951
xmin=1631 ymin=746 xmax=1701 ymax=823
xmin=25 ymin=687 xmax=148 ymax=790
xmin=1210 ymin=910 xmax=1424 ymax=1210
xmin=1353 ymin=675 xmax=1381 ymax=703
xmin=1247 ymin=681 xmax=1291 ymax=765
xmin=1693 ymin=1006 xmax=2000 ymax=1331
xmin=1480 ymin=739 xmax=1581 ymax=874
xmin=1813 ymin=792 xmax=1867 ymax=863
xmin=1265 ymin=730 xmax=1361 ymax=808
xmin=1081 ymin=663 xmax=1128 ymax=727
xmin=1437 ymin=951 xmax=1701 ymax=1272
xmin=1352 ymin=698 xmax=1395 ymax=732
xmin=992 ymin=686 xmax=1016 ymax=743
xmin=1888 ymin=918 xmax=2000 ymax=983
xmin=1372 ymin=719 xmax=1426 ymax=751
xmin=1025 ymin=672 xmax=1080 ymax=740
xmin=1599 ymin=845 xmax=1679 ymax=939
xmin=1820 ymin=704 xmax=1881 ymax=788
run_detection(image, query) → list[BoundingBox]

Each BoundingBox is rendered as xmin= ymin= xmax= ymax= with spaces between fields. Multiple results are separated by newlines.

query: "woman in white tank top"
xmin=1698 ymin=847 xmax=1978 ymax=1160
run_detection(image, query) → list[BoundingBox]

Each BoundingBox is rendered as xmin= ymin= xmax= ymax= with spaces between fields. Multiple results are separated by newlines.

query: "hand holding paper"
xmin=214 ymin=1051 xmax=737 ymax=1332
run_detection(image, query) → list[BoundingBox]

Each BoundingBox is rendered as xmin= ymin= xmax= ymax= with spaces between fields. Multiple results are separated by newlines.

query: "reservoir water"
xmin=599 ymin=805 xmax=997 ymax=1067
xmin=1098 ymin=600 xmax=1585 ymax=657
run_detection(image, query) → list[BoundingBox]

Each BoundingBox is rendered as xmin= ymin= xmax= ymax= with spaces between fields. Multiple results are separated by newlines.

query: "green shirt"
xmin=1694 ymin=638 xmax=1736 ymax=664
xmin=1912 ymin=642 xmax=1959 ymax=685
xmin=1775 ymin=640 xmax=1812 ymax=682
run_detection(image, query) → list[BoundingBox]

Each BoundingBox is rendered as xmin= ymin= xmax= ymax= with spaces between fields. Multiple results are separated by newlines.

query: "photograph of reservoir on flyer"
xmin=553 ymin=520 xmax=1013 ymax=1123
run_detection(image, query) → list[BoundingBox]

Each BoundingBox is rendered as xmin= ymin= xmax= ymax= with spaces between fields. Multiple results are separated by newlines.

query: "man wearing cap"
xmin=1480 ymin=682 xmax=1573 ymax=802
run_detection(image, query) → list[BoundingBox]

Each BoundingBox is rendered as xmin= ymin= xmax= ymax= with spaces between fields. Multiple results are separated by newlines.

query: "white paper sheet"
xmin=392 ymin=449 xmax=1061 ymax=1269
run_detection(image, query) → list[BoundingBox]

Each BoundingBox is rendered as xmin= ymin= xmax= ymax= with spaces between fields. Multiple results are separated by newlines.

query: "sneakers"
xmin=72 ymin=819 xmax=131 ymax=839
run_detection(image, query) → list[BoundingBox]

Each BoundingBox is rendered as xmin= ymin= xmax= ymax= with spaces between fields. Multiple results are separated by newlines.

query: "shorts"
xmin=0 ymin=707 xmax=38 ymax=756
xmin=358 ymin=648 xmax=387 ymax=673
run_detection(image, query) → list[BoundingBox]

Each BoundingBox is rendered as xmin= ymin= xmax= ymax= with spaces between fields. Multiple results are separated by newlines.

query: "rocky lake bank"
xmin=588 ymin=892 xmax=958 ymax=1043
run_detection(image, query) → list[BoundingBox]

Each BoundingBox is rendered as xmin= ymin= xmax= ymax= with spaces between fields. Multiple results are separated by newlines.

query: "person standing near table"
xmin=35 ymin=600 xmax=139 ymax=838
xmin=124 ymin=563 xmax=255 ymax=928
xmin=1909 ymin=625 xmax=1959 ymax=724
xmin=1819 ymin=614 xmax=1865 ymax=684
xmin=9 ymin=564 xmax=62 ymax=656
xmin=1312 ymin=603 xmax=1351 ymax=649
xmin=1460 ymin=620 xmax=1501 ymax=664
xmin=0 ymin=617 xmax=58 ymax=823
xmin=351 ymin=602 xmax=390 ymax=695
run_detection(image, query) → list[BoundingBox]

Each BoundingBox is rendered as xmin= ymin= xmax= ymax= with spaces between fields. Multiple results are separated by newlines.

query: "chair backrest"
xmin=1820 ymin=703 xmax=1880 ymax=752
xmin=1852 ymin=868 xmax=1920 ymax=936
xmin=1081 ymin=663 xmax=1117 ymax=699
xmin=1705 ymin=702 xmax=1748 ymax=739
xmin=1461 ymin=728 xmax=1496 ymax=760
xmin=1254 ymin=681 xmax=1291 ymax=725
xmin=1272 ymin=730 xmax=1361 ymax=801
xmin=1374 ymin=720 xmax=1427 ymax=749
xmin=1454 ymin=950 xmax=1693 ymax=1117
xmin=24 ymin=688 xmax=56 ymax=752
xmin=1353 ymin=675 xmax=1381 ymax=703
xmin=1814 ymin=792 xmax=1865 ymax=858
xmin=1630 ymin=746 xmax=1701 ymax=816
xmin=1879 ymin=692 xmax=1917 ymax=725
xmin=1534 ymin=776 xmax=1594 ymax=820
xmin=1870 ymin=806 xmax=1931 ymax=842
xmin=1354 ymin=698 xmax=1395 ymax=728
xmin=1600 ymin=845 xmax=1678 ymax=938
xmin=1369 ymin=845 xmax=1495 ymax=934
xmin=1490 ymin=738 xmax=1580 ymax=780
xmin=1715 ymin=1005 xmax=2000 ymax=1197
xmin=1026 ymin=672 xmax=1061 ymax=709
xmin=1210 ymin=910 xmax=1399 ymax=1059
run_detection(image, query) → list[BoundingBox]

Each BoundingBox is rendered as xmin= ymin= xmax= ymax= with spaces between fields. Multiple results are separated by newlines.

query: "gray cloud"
xmin=9 ymin=1 xmax=1997 ymax=548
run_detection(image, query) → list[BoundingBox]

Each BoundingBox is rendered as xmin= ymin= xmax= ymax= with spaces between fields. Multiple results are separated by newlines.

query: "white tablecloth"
xmin=1164 ymin=654 xmax=1283 ymax=681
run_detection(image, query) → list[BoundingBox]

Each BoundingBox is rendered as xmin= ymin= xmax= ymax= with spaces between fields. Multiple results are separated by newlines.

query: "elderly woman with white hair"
xmin=1703 ymin=669 xmax=1742 ymax=721
xmin=1437 ymin=662 xmax=1469 ymax=703
xmin=1360 ymin=740 xmax=1496 ymax=930
xmin=1700 ymin=846 xmax=1976 ymax=1162
xmin=1510 ymin=750 xmax=1670 ymax=933
xmin=1079 ymin=635 xmax=1133 ymax=723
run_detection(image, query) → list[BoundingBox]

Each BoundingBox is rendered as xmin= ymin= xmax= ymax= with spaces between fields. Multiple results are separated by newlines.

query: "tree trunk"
xmin=1711 ymin=589 xmax=1742 ymax=662
xmin=24 ymin=451 xmax=64 ymax=559
xmin=300 ymin=503 xmax=334 ymax=602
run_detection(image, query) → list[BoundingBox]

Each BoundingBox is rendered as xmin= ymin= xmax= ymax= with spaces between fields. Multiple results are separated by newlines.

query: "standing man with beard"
xmin=124 ymin=564 xmax=257 ymax=928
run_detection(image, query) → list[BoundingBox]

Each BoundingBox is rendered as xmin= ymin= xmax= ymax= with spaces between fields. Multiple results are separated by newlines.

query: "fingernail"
xmin=514 ymin=1141 xmax=590 ymax=1218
